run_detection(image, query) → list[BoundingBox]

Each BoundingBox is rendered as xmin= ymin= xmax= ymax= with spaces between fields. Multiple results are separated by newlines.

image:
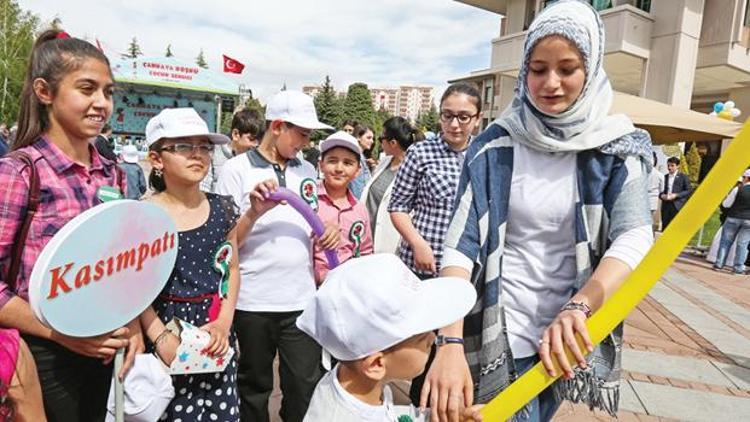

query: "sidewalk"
xmin=554 ymin=254 xmax=750 ymax=421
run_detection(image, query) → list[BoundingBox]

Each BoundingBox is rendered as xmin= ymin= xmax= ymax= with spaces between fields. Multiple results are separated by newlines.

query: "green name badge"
xmin=96 ymin=186 xmax=123 ymax=203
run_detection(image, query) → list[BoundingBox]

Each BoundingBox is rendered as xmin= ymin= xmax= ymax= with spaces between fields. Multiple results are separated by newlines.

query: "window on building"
xmin=484 ymin=84 xmax=493 ymax=105
xmin=745 ymin=0 xmax=750 ymax=26
xmin=544 ymin=0 xmax=611 ymax=12
xmin=637 ymin=0 xmax=651 ymax=13
xmin=591 ymin=0 xmax=612 ymax=11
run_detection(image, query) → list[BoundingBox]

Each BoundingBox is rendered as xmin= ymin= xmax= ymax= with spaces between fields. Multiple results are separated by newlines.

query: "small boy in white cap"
xmin=313 ymin=131 xmax=374 ymax=283
xmin=297 ymin=254 xmax=483 ymax=421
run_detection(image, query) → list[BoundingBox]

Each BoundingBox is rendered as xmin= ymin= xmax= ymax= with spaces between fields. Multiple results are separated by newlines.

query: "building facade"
xmin=452 ymin=0 xmax=750 ymax=137
xmin=303 ymin=84 xmax=435 ymax=122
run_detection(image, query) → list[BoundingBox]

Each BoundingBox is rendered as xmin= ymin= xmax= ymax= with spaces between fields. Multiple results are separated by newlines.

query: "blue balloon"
xmin=714 ymin=102 xmax=724 ymax=113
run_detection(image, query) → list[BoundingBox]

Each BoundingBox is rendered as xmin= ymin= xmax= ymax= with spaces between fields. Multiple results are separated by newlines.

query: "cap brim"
xmin=372 ymin=277 xmax=476 ymax=357
xmin=320 ymin=139 xmax=361 ymax=156
xmin=207 ymin=133 xmax=230 ymax=145
xmin=288 ymin=118 xmax=334 ymax=131
xmin=123 ymin=155 xmax=139 ymax=164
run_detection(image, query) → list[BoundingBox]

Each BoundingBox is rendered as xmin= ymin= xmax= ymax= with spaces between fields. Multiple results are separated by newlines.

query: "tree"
xmin=122 ymin=37 xmax=143 ymax=59
xmin=50 ymin=16 xmax=62 ymax=30
xmin=415 ymin=103 xmax=439 ymax=133
xmin=0 ymin=0 xmax=38 ymax=126
xmin=196 ymin=49 xmax=208 ymax=69
xmin=244 ymin=95 xmax=265 ymax=116
xmin=685 ymin=142 xmax=702 ymax=188
xmin=371 ymin=106 xmax=394 ymax=157
xmin=342 ymin=82 xmax=375 ymax=128
xmin=165 ymin=44 xmax=173 ymax=57
xmin=313 ymin=75 xmax=342 ymax=128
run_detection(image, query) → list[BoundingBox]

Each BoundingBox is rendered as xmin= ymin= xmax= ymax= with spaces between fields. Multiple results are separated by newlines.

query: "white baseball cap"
xmin=106 ymin=354 xmax=175 ymax=422
xmin=743 ymin=169 xmax=750 ymax=178
xmin=266 ymin=90 xmax=334 ymax=130
xmin=319 ymin=130 xmax=362 ymax=157
xmin=145 ymin=108 xmax=229 ymax=148
xmin=296 ymin=254 xmax=477 ymax=361
xmin=122 ymin=144 xmax=139 ymax=164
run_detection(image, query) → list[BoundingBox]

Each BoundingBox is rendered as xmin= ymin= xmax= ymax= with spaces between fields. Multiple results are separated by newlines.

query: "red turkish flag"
xmin=222 ymin=55 xmax=245 ymax=74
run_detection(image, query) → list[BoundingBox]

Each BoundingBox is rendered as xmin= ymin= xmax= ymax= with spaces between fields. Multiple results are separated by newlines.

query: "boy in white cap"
xmin=215 ymin=90 xmax=339 ymax=421
xmin=313 ymin=131 xmax=374 ymax=283
xmin=298 ymin=254 xmax=483 ymax=421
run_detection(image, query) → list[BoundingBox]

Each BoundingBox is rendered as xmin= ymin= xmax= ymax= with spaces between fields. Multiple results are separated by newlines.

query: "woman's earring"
xmin=154 ymin=168 xmax=163 ymax=177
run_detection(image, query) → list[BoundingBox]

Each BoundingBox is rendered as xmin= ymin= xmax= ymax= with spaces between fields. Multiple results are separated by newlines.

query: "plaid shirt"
xmin=0 ymin=138 xmax=125 ymax=311
xmin=387 ymin=136 xmax=466 ymax=276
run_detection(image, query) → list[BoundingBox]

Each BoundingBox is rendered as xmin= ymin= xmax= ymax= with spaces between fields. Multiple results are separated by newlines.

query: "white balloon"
xmin=724 ymin=101 xmax=736 ymax=110
xmin=731 ymin=108 xmax=741 ymax=117
xmin=710 ymin=111 xmax=718 ymax=116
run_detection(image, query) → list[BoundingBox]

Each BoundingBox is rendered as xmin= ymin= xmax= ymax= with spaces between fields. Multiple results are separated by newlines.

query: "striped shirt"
xmin=387 ymin=136 xmax=465 ymax=277
xmin=0 ymin=138 xmax=125 ymax=311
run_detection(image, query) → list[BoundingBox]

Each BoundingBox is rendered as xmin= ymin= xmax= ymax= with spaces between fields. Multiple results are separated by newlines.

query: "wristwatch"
xmin=435 ymin=335 xmax=464 ymax=347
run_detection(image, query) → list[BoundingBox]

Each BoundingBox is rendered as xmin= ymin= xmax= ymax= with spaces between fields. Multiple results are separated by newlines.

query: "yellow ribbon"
xmin=480 ymin=121 xmax=750 ymax=421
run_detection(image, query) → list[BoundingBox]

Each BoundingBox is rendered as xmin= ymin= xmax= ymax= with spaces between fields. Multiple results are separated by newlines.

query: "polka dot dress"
xmin=152 ymin=193 xmax=241 ymax=422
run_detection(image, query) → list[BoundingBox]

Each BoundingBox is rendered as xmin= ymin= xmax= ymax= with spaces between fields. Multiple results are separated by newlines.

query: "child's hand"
xmin=248 ymin=179 xmax=281 ymax=219
xmin=460 ymin=405 xmax=484 ymax=421
xmin=200 ymin=319 xmax=231 ymax=357
xmin=316 ymin=222 xmax=340 ymax=250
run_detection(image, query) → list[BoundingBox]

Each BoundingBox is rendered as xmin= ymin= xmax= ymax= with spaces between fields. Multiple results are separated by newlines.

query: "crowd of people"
xmin=0 ymin=1 xmax=747 ymax=422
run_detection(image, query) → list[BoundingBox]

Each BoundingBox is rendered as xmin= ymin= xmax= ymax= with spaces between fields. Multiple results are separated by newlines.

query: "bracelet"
xmin=561 ymin=301 xmax=592 ymax=318
xmin=153 ymin=328 xmax=173 ymax=348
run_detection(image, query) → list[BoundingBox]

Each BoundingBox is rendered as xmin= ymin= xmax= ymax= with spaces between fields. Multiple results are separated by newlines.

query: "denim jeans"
xmin=514 ymin=355 xmax=561 ymax=422
xmin=715 ymin=217 xmax=750 ymax=273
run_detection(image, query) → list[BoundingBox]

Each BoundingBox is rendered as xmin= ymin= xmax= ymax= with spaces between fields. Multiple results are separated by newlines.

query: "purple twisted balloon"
xmin=267 ymin=187 xmax=339 ymax=269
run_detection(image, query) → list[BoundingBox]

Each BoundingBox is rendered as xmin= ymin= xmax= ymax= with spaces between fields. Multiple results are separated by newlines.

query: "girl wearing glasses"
xmin=387 ymin=82 xmax=481 ymax=404
xmin=140 ymin=108 xmax=242 ymax=421
xmin=426 ymin=2 xmax=654 ymax=420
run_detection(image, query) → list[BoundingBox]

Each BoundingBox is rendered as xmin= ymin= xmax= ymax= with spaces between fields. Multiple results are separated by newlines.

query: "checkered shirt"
xmin=0 ymin=138 xmax=125 ymax=311
xmin=387 ymin=136 xmax=466 ymax=276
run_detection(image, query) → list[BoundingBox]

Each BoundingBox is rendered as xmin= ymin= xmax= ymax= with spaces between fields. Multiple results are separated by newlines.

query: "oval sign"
xmin=28 ymin=200 xmax=178 ymax=337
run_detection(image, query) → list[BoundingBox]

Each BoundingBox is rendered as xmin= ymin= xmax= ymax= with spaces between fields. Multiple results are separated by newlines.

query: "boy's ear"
xmin=230 ymin=128 xmax=240 ymax=141
xmin=360 ymin=352 xmax=386 ymax=381
xmin=269 ymin=119 xmax=285 ymax=136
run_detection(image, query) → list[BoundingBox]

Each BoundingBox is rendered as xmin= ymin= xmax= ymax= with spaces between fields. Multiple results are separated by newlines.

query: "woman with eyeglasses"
xmin=141 ymin=108 xmax=242 ymax=421
xmin=387 ymin=82 xmax=481 ymax=404
xmin=361 ymin=116 xmax=419 ymax=254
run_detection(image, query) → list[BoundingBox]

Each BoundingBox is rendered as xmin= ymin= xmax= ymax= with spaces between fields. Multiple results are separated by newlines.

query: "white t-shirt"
xmin=304 ymin=365 xmax=428 ymax=422
xmin=215 ymin=150 xmax=318 ymax=312
xmin=502 ymin=143 xmax=579 ymax=358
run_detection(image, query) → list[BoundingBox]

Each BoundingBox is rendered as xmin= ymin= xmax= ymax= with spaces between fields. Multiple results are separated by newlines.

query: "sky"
xmin=20 ymin=0 xmax=500 ymax=102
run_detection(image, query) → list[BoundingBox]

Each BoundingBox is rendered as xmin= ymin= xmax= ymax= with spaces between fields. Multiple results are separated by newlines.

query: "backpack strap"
xmin=6 ymin=151 xmax=41 ymax=286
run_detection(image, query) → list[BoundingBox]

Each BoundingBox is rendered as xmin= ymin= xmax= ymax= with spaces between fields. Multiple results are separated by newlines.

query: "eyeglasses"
xmin=439 ymin=111 xmax=479 ymax=124
xmin=160 ymin=143 xmax=215 ymax=156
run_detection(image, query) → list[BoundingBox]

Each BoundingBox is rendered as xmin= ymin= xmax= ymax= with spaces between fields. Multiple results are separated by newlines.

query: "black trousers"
xmin=22 ymin=335 xmax=112 ymax=422
xmin=234 ymin=310 xmax=323 ymax=422
xmin=661 ymin=201 xmax=679 ymax=230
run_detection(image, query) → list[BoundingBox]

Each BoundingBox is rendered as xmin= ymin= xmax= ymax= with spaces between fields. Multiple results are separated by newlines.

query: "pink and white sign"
xmin=28 ymin=200 xmax=178 ymax=337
